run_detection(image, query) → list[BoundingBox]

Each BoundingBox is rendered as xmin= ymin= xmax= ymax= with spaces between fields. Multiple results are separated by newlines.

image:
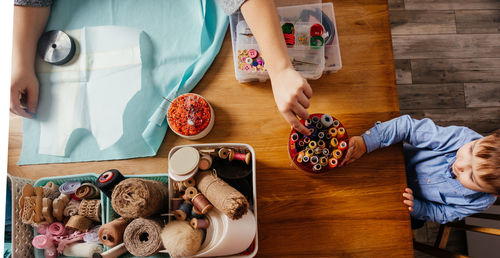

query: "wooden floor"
xmin=389 ymin=0 xmax=500 ymax=135
xmin=388 ymin=0 xmax=500 ymax=257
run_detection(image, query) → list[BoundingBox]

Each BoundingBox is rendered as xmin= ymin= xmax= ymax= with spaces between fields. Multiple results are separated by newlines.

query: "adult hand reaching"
xmin=10 ymin=70 xmax=39 ymax=118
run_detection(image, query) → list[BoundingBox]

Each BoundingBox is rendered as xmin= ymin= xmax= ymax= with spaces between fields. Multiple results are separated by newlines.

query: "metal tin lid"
xmin=37 ymin=30 xmax=76 ymax=65
xmin=169 ymin=147 xmax=200 ymax=177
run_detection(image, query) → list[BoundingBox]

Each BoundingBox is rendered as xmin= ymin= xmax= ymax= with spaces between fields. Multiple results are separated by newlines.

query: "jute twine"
xmin=123 ymin=218 xmax=163 ymax=257
xmin=111 ymin=178 xmax=168 ymax=219
xmin=195 ymin=171 xmax=249 ymax=220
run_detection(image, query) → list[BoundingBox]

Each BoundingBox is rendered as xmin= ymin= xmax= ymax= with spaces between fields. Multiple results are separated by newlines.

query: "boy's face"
xmin=453 ymin=137 xmax=494 ymax=193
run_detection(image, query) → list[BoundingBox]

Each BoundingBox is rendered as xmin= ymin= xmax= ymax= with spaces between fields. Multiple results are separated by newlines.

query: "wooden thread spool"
xmin=170 ymin=198 xmax=183 ymax=211
xmin=191 ymin=193 xmax=213 ymax=215
xmin=190 ymin=218 xmax=210 ymax=229
xmin=198 ymin=154 xmax=213 ymax=170
xmin=218 ymin=148 xmax=229 ymax=159
xmin=174 ymin=203 xmax=192 ymax=221
xmin=339 ymin=141 xmax=348 ymax=151
xmin=229 ymin=150 xmax=251 ymax=165
xmin=183 ymin=178 xmax=196 ymax=188
xmin=191 ymin=206 xmax=204 ymax=219
xmin=185 ymin=187 xmax=198 ymax=200
xmin=338 ymin=127 xmax=346 ymax=137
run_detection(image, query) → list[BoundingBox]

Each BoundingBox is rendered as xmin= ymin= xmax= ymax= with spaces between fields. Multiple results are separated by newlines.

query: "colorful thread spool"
xmin=320 ymin=157 xmax=328 ymax=167
xmin=339 ymin=141 xmax=348 ymax=151
xmin=291 ymin=133 xmax=299 ymax=143
xmin=318 ymin=140 xmax=325 ymax=149
xmin=328 ymin=128 xmax=337 ymax=138
xmin=308 ymin=127 xmax=317 ymax=136
xmin=305 ymin=149 xmax=314 ymax=157
xmin=315 ymin=122 xmax=323 ymax=130
xmin=190 ymin=218 xmax=210 ymax=229
xmin=174 ymin=203 xmax=193 ymax=221
xmin=313 ymin=164 xmax=322 ymax=171
xmin=318 ymin=132 xmax=325 ymax=139
xmin=311 ymin=116 xmax=320 ymax=124
xmin=191 ymin=206 xmax=204 ymax=219
xmin=314 ymin=148 xmax=322 ymax=155
xmin=191 ymin=193 xmax=213 ymax=214
xmin=333 ymin=120 xmax=340 ymax=128
xmin=329 ymin=158 xmax=338 ymax=168
xmin=183 ymin=178 xmax=196 ymax=188
xmin=305 ymin=118 xmax=312 ymax=126
xmin=185 ymin=187 xmax=198 ymax=200
xmin=170 ymin=198 xmax=183 ymax=211
xmin=330 ymin=138 xmax=338 ymax=148
xmin=303 ymin=137 xmax=311 ymax=144
xmin=48 ymin=222 xmax=66 ymax=236
xmin=229 ymin=150 xmax=252 ymax=165
xmin=338 ymin=128 xmax=346 ymax=138
xmin=298 ymin=140 xmax=305 ymax=147
xmin=322 ymin=148 xmax=330 ymax=156
xmin=75 ymin=183 xmax=100 ymax=199
xmin=302 ymin=156 xmax=310 ymax=163
xmin=320 ymin=114 xmax=334 ymax=127
xmin=282 ymin=23 xmax=295 ymax=45
xmin=310 ymin=156 xmax=319 ymax=164
xmin=32 ymin=235 xmax=57 ymax=258
xmin=325 ymin=133 xmax=332 ymax=140
xmin=297 ymin=151 xmax=305 ymax=163
xmin=96 ymin=169 xmax=126 ymax=198
xmin=310 ymin=23 xmax=324 ymax=37
xmin=332 ymin=149 xmax=343 ymax=159
xmin=309 ymin=141 xmax=317 ymax=149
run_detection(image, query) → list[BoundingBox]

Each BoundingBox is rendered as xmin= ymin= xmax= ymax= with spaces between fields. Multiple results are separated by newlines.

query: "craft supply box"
xmin=8 ymin=174 xmax=107 ymax=258
xmin=229 ymin=2 xmax=342 ymax=83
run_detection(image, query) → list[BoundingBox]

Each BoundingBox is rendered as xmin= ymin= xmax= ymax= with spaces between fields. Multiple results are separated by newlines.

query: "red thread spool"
xmin=190 ymin=218 xmax=210 ymax=229
xmin=170 ymin=198 xmax=183 ymax=211
xmin=228 ymin=149 xmax=251 ymax=165
xmin=191 ymin=193 xmax=213 ymax=214
xmin=310 ymin=23 xmax=324 ymax=37
xmin=339 ymin=141 xmax=348 ymax=151
xmin=329 ymin=158 xmax=338 ymax=168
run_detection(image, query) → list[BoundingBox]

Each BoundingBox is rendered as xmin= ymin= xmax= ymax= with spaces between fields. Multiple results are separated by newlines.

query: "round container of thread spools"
xmin=288 ymin=113 xmax=349 ymax=174
xmin=167 ymin=93 xmax=215 ymax=140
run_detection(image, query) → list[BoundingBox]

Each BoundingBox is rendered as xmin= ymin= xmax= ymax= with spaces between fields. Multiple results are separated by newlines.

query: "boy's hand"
xmin=10 ymin=71 xmax=39 ymax=119
xmin=340 ymin=136 xmax=367 ymax=166
xmin=270 ymin=67 xmax=312 ymax=136
xmin=403 ymin=188 xmax=414 ymax=212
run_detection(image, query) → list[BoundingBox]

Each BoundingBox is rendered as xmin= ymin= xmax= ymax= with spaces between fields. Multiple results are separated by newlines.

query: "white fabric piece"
xmin=36 ymin=26 xmax=142 ymax=156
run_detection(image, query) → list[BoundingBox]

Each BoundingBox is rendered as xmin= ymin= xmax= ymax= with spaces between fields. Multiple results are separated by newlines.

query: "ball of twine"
xmin=123 ymin=218 xmax=163 ymax=257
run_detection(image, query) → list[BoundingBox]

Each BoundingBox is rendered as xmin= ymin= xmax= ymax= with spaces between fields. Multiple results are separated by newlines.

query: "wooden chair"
xmin=413 ymin=199 xmax=500 ymax=258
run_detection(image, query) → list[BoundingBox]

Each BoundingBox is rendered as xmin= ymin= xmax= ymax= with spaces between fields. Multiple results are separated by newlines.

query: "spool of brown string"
xmin=123 ymin=218 xmax=163 ymax=257
xmin=111 ymin=178 xmax=168 ymax=219
xmin=66 ymin=215 xmax=92 ymax=231
xmin=98 ymin=217 xmax=128 ymax=247
xmin=78 ymin=199 xmax=101 ymax=222
xmin=195 ymin=171 xmax=249 ymax=220
xmin=75 ymin=183 xmax=100 ymax=199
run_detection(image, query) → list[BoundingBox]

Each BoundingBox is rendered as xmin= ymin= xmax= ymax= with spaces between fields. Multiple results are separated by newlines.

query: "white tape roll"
xmin=195 ymin=208 xmax=256 ymax=257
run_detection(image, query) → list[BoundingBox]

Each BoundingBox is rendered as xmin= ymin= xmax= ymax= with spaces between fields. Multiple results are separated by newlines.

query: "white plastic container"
xmin=165 ymin=143 xmax=258 ymax=258
xmin=229 ymin=2 xmax=342 ymax=83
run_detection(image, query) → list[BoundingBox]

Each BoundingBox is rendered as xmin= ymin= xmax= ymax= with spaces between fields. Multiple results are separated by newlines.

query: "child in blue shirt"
xmin=342 ymin=115 xmax=499 ymax=226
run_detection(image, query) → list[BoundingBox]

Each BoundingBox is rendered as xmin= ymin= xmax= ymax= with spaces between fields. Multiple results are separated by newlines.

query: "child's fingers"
xmin=408 ymin=207 xmax=413 ymax=212
xmin=292 ymin=103 xmax=309 ymax=121
xmin=405 ymin=188 xmax=413 ymax=194
xmin=286 ymin=112 xmax=310 ymax=136
xmin=402 ymin=193 xmax=413 ymax=200
xmin=403 ymin=199 xmax=414 ymax=207
xmin=297 ymin=93 xmax=310 ymax=109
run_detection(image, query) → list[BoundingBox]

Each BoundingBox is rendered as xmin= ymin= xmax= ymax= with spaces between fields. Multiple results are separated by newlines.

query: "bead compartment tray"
xmin=288 ymin=113 xmax=348 ymax=174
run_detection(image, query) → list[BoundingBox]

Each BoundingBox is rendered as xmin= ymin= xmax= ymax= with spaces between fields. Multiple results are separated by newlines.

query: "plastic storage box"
xmin=229 ymin=2 xmax=341 ymax=83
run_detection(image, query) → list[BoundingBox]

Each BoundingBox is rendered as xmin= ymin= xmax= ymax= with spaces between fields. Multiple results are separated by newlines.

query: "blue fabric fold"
xmin=19 ymin=0 xmax=228 ymax=164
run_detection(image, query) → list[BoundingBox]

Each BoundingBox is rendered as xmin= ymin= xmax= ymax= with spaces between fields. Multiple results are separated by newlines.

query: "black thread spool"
xmin=96 ymin=169 xmax=126 ymax=198
xmin=37 ymin=30 xmax=76 ymax=65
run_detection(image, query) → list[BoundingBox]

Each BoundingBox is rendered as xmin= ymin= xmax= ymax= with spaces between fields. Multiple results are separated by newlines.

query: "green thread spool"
xmin=310 ymin=36 xmax=324 ymax=49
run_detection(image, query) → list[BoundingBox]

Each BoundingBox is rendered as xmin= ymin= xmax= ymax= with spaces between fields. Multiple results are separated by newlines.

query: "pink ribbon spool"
xmin=32 ymin=235 xmax=57 ymax=258
xmin=36 ymin=224 xmax=49 ymax=235
xmin=48 ymin=222 xmax=66 ymax=236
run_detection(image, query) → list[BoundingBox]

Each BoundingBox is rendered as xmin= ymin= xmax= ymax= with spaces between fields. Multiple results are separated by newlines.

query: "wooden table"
xmin=8 ymin=0 xmax=414 ymax=256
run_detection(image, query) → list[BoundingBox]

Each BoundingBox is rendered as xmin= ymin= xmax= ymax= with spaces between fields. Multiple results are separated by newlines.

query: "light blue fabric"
xmin=19 ymin=0 xmax=228 ymax=164
xmin=362 ymin=115 xmax=497 ymax=224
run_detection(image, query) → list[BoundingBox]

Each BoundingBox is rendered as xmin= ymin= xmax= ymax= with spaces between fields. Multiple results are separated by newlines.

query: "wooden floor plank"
xmin=393 ymin=34 xmax=500 ymax=59
xmin=390 ymin=10 xmax=456 ymax=35
xmin=388 ymin=0 xmax=405 ymax=10
xmin=456 ymin=10 xmax=500 ymax=34
xmin=411 ymin=58 xmax=500 ymax=83
xmin=397 ymin=83 xmax=465 ymax=110
xmin=394 ymin=59 xmax=412 ymax=84
xmin=401 ymin=107 xmax=500 ymax=134
xmin=464 ymin=82 xmax=500 ymax=108
xmin=405 ymin=0 xmax=500 ymax=10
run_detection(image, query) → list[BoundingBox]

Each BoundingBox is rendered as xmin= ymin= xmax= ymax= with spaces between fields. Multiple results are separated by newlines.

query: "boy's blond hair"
xmin=476 ymin=129 xmax=500 ymax=195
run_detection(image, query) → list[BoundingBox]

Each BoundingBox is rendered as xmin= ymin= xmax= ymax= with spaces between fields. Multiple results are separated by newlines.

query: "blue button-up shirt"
xmin=362 ymin=115 xmax=497 ymax=224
